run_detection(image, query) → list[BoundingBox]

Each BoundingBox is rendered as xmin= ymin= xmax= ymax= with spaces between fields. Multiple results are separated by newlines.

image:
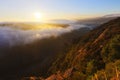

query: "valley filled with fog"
xmin=0 ymin=21 xmax=93 ymax=79
xmin=0 ymin=0 xmax=120 ymax=79
xmin=0 ymin=23 xmax=92 ymax=47
xmin=0 ymin=16 xmax=116 ymax=79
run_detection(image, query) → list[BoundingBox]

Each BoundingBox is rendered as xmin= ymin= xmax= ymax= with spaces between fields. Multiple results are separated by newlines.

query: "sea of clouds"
xmin=0 ymin=23 xmax=91 ymax=47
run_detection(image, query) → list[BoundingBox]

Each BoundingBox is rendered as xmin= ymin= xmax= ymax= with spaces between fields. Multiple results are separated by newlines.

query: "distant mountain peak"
xmin=104 ymin=13 xmax=120 ymax=18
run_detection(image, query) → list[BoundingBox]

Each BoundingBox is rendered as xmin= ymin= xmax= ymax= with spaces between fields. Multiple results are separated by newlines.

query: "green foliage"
xmin=102 ymin=35 xmax=120 ymax=62
xmin=91 ymin=60 xmax=120 ymax=80
xmin=86 ymin=60 xmax=95 ymax=75
xmin=71 ymin=71 xmax=86 ymax=80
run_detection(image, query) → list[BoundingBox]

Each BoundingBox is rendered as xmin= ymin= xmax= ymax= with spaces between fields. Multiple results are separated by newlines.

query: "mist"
xmin=0 ymin=23 xmax=90 ymax=47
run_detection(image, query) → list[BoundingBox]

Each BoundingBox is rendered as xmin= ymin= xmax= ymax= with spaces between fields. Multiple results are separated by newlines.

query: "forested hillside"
xmin=45 ymin=18 xmax=120 ymax=80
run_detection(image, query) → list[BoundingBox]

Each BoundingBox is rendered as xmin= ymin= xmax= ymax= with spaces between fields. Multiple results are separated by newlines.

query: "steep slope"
xmin=46 ymin=18 xmax=120 ymax=80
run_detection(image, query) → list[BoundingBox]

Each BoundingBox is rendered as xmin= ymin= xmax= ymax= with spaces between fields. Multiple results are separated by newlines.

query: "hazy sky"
xmin=0 ymin=0 xmax=120 ymax=22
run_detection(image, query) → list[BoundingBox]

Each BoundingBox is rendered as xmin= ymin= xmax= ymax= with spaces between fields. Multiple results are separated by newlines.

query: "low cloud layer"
xmin=0 ymin=23 xmax=90 ymax=47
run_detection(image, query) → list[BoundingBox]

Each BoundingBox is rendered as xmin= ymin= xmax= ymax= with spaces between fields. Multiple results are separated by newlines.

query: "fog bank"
xmin=0 ymin=23 xmax=90 ymax=46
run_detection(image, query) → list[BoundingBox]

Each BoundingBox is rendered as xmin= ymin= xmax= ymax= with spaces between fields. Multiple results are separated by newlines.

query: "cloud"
xmin=0 ymin=23 xmax=89 ymax=46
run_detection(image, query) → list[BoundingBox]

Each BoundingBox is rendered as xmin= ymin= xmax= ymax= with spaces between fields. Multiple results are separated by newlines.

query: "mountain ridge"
xmin=44 ymin=17 xmax=120 ymax=80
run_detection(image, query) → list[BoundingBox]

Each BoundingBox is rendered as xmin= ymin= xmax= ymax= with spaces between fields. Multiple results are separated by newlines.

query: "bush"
xmin=101 ymin=35 xmax=120 ymax=62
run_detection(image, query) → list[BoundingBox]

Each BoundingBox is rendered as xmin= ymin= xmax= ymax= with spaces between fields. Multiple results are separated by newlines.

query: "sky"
xmin=0 ymin=0 xmax=120 ymax=22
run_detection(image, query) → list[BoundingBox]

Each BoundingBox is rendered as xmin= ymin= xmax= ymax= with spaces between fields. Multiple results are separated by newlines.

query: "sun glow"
xmin=33 ymin=12 xmax=43 ymax=22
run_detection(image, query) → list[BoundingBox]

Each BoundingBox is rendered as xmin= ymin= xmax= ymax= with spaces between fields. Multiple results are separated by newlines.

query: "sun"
xmin=34 ymin=12 xmax=42 ymax=19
